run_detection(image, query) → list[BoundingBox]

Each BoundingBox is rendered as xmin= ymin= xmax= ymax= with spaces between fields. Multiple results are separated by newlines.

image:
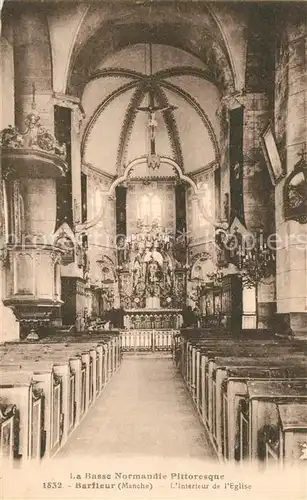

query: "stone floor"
xmin=57 ymin=354 xmax=216 ymax=461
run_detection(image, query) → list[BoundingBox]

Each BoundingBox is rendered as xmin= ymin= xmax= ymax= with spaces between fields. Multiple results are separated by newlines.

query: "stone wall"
xmin=274 ymin=6 xmax=307 ymax=335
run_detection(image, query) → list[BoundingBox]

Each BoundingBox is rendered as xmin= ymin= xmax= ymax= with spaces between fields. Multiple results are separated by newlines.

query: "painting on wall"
xmin=261 ymin=122 xmax=284 ymax=186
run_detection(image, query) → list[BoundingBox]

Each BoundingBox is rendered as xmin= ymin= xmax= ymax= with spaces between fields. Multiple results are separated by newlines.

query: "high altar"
xmin=116 ymin=221 xmax=187 ymax=329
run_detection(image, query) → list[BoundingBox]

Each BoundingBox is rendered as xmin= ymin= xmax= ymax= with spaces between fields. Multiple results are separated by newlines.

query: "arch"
xmin=75 ymin=156 xmax=200 ymax=233
xmin=66 ymin=8 xmax=236 ymax=98
xmin=81 ymin=80 xmax=139 ymax=156
xmin=81 ymin=71 xmax=220 ymax=168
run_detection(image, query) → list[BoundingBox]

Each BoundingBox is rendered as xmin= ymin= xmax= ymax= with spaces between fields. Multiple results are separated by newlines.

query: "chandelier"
xmin=235 ymin=230 xmax=275 ymax=268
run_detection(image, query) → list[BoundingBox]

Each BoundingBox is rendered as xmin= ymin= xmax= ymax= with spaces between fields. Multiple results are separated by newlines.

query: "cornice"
xmin=89 ymin=67 xmax=145 ymax=82
xmin=189 ymin=160 xmax=219 ymax=177
xmin=82 ymin=161 xmax=115 ymax=181
xmin=154 ymin=66 xmax=217 ymax=87
xmin=53 ymin=92 xmax=86 ymax=116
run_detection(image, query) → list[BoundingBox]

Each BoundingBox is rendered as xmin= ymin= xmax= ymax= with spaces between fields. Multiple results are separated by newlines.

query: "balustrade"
xmin=124 ymin=310 xmax=182 ymax=330
xmin=120 ymin=329 xmax=178 ymax=352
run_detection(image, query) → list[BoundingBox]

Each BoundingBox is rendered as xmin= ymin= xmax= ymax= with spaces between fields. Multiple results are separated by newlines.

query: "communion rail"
xmin=120 ymin=329 xmax=178 ymax=352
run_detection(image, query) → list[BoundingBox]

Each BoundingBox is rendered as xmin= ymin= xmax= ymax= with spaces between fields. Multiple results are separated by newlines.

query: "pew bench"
xmin=177 ymin=331 xmax=307 ymax=465
xmin=0 ymin=372 xmax=44 ymax=462
xmin=0 ymin=333 xmax=123 ymax=463
xmin=0 ymin=362 xmax=62 ymax=458
xmin=268 ymin=403 xmax=307 ymax=465
xmin=220 ymin=366 xmax=307 ymax=462
xmin=241 ymin=380 xmax=307 ymax=464
xmin=0 ymin=399 xmax=16 ymax=462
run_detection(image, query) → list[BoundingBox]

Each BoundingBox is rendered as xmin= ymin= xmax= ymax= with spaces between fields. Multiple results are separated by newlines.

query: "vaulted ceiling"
xmin=59 ymin=1 xmax=248 ymax=178
xmin=81 ymin=43 xmax=221 ymax=177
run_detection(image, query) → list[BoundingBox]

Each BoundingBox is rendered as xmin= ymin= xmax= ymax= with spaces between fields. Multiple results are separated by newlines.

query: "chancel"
xmin=0 ymin=0 xmax=307 ymax=477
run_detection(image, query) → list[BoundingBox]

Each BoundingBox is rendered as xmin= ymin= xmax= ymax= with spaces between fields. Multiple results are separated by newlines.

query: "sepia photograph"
xmin=0 ymin=0 xmax=306 ymax=498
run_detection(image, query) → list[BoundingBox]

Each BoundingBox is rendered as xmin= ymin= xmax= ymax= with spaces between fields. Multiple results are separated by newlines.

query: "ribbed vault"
xmin=67 ymin=3 xmax=236 ymax=98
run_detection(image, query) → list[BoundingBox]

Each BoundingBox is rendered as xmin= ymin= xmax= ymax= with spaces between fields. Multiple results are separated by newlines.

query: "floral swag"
xmin=0 ymin=113 xmax=67 ymax=160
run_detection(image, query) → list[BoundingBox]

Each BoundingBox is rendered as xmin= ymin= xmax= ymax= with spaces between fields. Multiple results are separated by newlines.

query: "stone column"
xmin=13 ymin=6 xmax=53 ymax=130
xmin=1 ymin=6 xmax=64 ymax=339
xmin=242 ymin=92 xmax=276 ymax=329
xmin=275 ymin=9 xmax=307 ymax=336
xmin=13 ymin=5 xmax=56 ymax=243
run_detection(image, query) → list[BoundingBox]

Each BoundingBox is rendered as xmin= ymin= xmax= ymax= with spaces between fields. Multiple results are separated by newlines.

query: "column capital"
xmin=221 ymin=90 xmax=245 ymax=110
xmin=52 ymin=93 xmax=85 ymax=116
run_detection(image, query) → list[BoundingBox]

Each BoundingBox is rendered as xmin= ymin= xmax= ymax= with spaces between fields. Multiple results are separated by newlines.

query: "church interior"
xmin=0 ymin=0 xmax=307 ymax=472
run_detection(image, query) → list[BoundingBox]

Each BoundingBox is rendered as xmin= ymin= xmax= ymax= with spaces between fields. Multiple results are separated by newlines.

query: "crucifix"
xmin=136 ymin=43 xmax=177 ymax=168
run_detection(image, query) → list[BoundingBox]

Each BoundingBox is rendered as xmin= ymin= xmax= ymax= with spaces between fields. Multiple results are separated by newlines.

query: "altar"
xmin=117 ymin=220 xmax=187 ymax=316
xmin=123 ymin=308 xmax=183 ymax=330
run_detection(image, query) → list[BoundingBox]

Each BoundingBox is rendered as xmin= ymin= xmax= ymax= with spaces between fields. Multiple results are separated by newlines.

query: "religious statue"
xmin=132 ymin=254 xmax=142 ymax=292
xmin=145 ymin=256 xmax=161 ymax=297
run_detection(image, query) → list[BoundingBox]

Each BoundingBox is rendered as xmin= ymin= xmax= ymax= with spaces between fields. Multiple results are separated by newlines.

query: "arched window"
xmin=137 ymin=193 xmax=162 ymax=226
xmin=151 ymin=194 xmax=162 ymax=223
xmin=139 ymin=195 xmax=150 ymax=223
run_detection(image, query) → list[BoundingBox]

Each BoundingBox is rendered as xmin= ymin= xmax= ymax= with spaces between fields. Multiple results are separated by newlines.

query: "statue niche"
xmin=129 ymin=247 xmax=173 ymax=309
xmin=145 ymin=255 xmax=162 ymax=298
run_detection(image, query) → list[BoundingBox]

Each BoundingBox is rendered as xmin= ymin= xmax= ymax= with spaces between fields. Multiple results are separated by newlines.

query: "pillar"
xmin=13 ymin=5 xmax=53 ymax=130
xmin=242 ymin=92 xmax=276 ymax=328
xmin=1 ymin=6 xmax=64 ymax=338
xmin=13 ymin=5 xmax=56 ymax=243
xmin=275 ymin=7 xmax=307 ymax=336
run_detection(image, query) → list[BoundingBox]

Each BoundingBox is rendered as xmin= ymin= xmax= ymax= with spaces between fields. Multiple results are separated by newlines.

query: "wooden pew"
xmin=0 ymin=399 xmax=16 ymax=463
xmin=0 ymin=334 xmax=122 ymax=462
xmin=242 ymin=380 xmax=307 ymax=463
xmin=220 ymin=365 xmax=307 ymax=462
xmin=0 ymin=372 xmax=44 ymax=461
xmin=197 ymin=343 xmax=306 ymax=420
xmin=207 ymin=354 xmax=307 ymax=436
xmin=267 ymin=403 xmax=307 ymax=466
xmin=186 ymin=338 xmax=289 ymax=400
xmin=0 ymin=362 xmax=62 ymax=458
xmin=1 ymin=353 xmax=74 ymax=447
xmin=177 ymin=332 xmax=307 ymax=464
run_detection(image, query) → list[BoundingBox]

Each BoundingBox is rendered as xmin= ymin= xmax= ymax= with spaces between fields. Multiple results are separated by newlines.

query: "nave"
xmin=58 ymin=354 xmax=215 ymax=460
xmin=1 ymin=328 xmax=307 ymax=469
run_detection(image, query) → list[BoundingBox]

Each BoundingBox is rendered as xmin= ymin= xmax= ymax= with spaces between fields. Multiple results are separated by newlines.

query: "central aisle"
xmin=57 ymin=354 xmax=216 ymax=460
